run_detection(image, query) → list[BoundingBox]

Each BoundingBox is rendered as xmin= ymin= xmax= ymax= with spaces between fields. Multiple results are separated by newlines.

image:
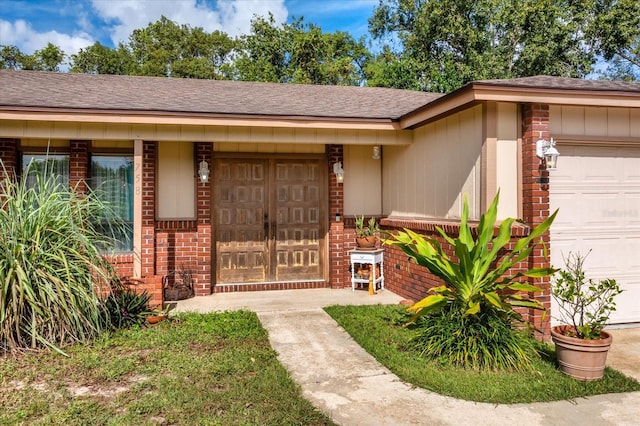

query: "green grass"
xmin=0 ymin=311 xmax=335 ymax=426
xmin=324 ymin=304 xmax=640 ymax=404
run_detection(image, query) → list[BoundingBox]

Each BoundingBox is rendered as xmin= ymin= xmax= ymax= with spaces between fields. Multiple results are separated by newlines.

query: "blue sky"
xmin=0 ymin=0 xmax=378 ymax=58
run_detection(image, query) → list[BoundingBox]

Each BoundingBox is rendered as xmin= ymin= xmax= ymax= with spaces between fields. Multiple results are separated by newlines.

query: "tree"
xmin=591 ymin=0 xmax=640 ymax=80
xmin=1 ymin=43 xmax=65 ymax=71
xmin=234 ymin=14 xmax=369 ymax=85
xmin=69 ymin=16 xmax=236 ymax=79
xmin=367 ymin=0 xmax=639 ymax=92
xmin=70 ymin=42 xmax=135 ymax=75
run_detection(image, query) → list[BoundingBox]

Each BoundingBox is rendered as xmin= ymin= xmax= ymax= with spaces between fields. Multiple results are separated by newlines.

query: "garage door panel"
xmin=551 ymin=143 xmax=640 ymax=324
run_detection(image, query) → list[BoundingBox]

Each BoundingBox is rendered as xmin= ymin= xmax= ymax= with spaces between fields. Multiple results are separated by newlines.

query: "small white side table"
xmin=349 ymin=248 xmax=384 ymax=292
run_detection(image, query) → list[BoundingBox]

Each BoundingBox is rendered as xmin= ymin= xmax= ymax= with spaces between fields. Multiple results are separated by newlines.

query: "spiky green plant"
xmin=0 ymin=162 xmax=124 ymax=355
xmin=386 ymin=192 xmax=558 ymax=370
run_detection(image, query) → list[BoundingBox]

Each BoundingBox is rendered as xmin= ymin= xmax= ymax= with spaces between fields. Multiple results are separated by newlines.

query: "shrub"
xmin=104 ymin=279 xmax=153 ymax=329
xmin=0 ymin=163 xmax=125 ymax=355
xmin=552 ymin=251 xmax=622 ymax=339
xmin=386 ymin=192 xmax=558 ymax=370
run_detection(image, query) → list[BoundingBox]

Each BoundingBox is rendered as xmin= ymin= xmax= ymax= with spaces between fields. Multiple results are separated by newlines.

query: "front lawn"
xmin=324 ymin=304 xmax=640 ymax=404
xmin=0 ymin=311 xmax=334 ymax=426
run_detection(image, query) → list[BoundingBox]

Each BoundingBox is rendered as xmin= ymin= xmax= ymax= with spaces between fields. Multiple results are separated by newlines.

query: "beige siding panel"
xmin=631 ymin=109 xmax=640 ymax=137
xmin=496 ymin=103 xmax=518 ymax=141
xmin=316 ymin=128 xmax=337 ymax=143
xmin=1 ymin=120 xmax=410 ymax=147
xmin=584 ymin=107 xmax=608 ymax=136
xmin=157 ymin=141 xmax=195 ymax=219
xmin=495 ymin=103 xmax=518 ymax=219
xmin=204 ymin=126 xmax=228 ymax=141
xmin=343 ymin=145 xmax=382 ymax=216
xmin=560 ymin=106 xmax=585 ymax=135
xmin=273 ymin=127 xmax=296 ymax=142
xmin=79 ymin=122 xmax=106 ymax=139
xmin=383 ymin=105 xmax=482 ymax=219
xmin=92 ymin=140 xmax=134 ymax=149
xmin=178 ymin=125 xmax=205 ymax=141
xmin=251 ymin=127 xmax=274 ymax=143
xmin=214 ymin=142 xmax=323 ymax=154
xmin=20 ymin=139 xmax=68 ymax=148
xmin=227 ymin=126 xmax=251 ymax=142
xmin=549 ymin=105 xmax=562 ymax=135
xmin=607 ymin=108 xmax=630 ymax=137
xmin=551 ymin=106 xmax=636 ymax=139
xmin=496 ymin=140 xmax=518 ymax=218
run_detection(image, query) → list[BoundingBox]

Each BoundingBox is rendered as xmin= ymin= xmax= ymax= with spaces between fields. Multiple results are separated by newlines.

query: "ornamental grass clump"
xmin=0 ymin=163 xmax=125 ymax=355
xmin=386 ymin=192 xmax=558 ymax=371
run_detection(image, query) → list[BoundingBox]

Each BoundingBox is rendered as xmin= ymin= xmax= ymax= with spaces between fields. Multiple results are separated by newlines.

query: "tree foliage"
xmin=368 ymin=0 xmax=639 ymax=91
xmin=233 ymin=14 xmax=368 ymax=85
xmin=1 ymin=42 xmax=65 ymax=71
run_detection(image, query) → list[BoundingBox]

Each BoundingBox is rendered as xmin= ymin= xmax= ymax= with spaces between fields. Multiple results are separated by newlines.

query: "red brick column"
xmin=0 ymin=138 xmax=18 ymax=192
xmin=328 ymin=144 xmax=348 ymax=288
xmin=195 ymin=142 xmax=212 ymax=295
xmin=521 ymin=103 xmax=552 ymax=338
xmin=69 ymin=140 xmax=89 ymax=194
xmin=140 ymin=141 xmax=163 ymax=305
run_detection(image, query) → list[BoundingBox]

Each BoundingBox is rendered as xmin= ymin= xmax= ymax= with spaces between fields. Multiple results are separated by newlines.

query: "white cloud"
xmin=0 ymin=18 xmax=94 ymax=57
xmin=89 ymin=0 xmax=288 ymax=46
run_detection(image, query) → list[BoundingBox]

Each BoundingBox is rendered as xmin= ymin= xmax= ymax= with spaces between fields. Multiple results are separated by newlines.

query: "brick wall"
xmin=521 ymin=103 xmax=552 ymax=338
xmin=195 ymin=142 xmax=213 ymax=295
xmin=0 ymin=138 xmax=18 ymax=187
xmin=328 ymin=144 xmax=347 ymax=288
xmin=69 ymin=140 xmax=89 ymax=194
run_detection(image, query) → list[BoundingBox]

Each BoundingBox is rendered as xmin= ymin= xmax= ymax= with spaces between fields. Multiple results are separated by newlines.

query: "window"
xmin=21 ymin=153 xmax=69 ymax=187
xmin=91 ymin=155 xmax=133 ymax=252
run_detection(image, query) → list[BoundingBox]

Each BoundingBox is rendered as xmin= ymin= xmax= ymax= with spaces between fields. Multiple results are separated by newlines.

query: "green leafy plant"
xmin=385 ymin=192 xmax=558 ymax=370
xmin=354 ymin=215 xmax=379 ymax=237
xmin=552 ymin=251 xmax=622 ymax=340
xmin=0 ymin=162 xmax=125 ymax=355
xmin=104 ymin=278 xmax=153 ymax=329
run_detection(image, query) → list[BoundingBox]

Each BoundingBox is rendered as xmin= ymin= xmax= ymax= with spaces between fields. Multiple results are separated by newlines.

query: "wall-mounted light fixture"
xmin=198 ymin=159 xmax=210 ymax=183
xmin=536 ymin=138 xmax=560 ymax=171
xmin=333 ymin=161 xmax=344 ymax=184
xmin=335 ymin=211 xmax=341 ymax=222
xmin=372 ymin=146 xmax=380 ymax=160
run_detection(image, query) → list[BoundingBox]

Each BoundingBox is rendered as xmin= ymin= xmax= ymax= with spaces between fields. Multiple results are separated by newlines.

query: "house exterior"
xmin=1 ymin=70 xmax=639 ymax=335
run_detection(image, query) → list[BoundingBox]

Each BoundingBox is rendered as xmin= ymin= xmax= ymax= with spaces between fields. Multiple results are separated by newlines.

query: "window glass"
xmin=91 ymin=155 xmax=133 ymax=252
xmin=21 ymin=154 xmax=69 ymax=187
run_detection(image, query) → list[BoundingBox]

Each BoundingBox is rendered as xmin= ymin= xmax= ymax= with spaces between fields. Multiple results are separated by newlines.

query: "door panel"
xmin=274 ymin=160 xmax=324 ymax=281
xmin=550 ymin=144 xmax=640 ymax=324
xmin=214 ymin=157 xmax=325 ymax=284
xmin=214 ymin=160 xmax=268 ymax=283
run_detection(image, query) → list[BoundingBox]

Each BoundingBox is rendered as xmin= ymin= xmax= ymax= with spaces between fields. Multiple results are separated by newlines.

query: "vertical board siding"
xmin=383 ymin=105 xmax=482 ymax=219
xmin=550 ymin=106 xmax=638 ymax=138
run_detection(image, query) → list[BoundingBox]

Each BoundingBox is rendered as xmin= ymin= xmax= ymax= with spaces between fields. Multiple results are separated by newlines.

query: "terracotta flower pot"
xmin=356 ymin=236 xmax=377 ymax=249
xmin=146 ymin=314 xmax=168 ymax=325
xmin=550 ymin=325 xmax=612 ymax=381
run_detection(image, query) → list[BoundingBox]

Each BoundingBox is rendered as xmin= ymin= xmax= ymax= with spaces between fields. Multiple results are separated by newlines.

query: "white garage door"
xmin=550 ymin=143 xmax=640 ymax=325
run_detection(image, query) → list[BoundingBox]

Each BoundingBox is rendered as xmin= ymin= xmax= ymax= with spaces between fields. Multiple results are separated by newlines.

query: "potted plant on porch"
xmin=163 ymin=263 xmax=195 ymax=301
xmin=551 ymin=251 xmax=623 ymax=381
xmin=354 ymin=215 xmax=379 ymax=249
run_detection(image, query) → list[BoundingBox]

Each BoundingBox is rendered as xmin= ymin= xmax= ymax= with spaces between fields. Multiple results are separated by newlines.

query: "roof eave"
xmin=400 ymin=83 xmax=640 ymax=129
xmin=0 ymin=106 xmax=404 ymax=131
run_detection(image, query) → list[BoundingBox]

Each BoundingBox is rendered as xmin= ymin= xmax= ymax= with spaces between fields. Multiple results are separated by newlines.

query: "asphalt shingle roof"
xmin=0 ymin=69 xmax=442 ymax=120
xmin=474 ymin=75 xmax=640 ymax=92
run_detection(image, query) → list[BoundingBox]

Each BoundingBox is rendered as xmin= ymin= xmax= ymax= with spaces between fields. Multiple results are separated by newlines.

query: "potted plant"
xmin=163 ymin=263 xmax=195 ymax=301
xmin=146 ymin=304 xmax=171 ymax=325
xmin=354 ymin=215 xmax=380 ymax=249
xmin=551 ymin=251 xmax=623 ymax=381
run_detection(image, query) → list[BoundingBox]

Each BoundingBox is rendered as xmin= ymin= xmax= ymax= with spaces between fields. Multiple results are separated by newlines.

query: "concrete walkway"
xmin=173 ymin=288 xmax=640 ymax=426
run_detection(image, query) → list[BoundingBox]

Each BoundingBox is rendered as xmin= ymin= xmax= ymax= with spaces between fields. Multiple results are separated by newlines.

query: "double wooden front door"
xmin=213 ymin=157 xmax=326 ymax=284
